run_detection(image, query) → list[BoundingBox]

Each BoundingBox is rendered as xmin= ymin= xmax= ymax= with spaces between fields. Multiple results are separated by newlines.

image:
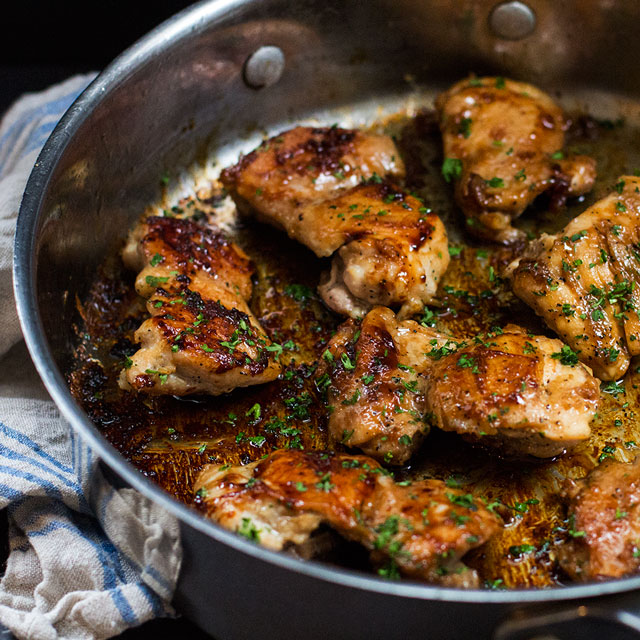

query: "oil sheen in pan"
xmin=69 ymin=88 xmax=640 ymax=590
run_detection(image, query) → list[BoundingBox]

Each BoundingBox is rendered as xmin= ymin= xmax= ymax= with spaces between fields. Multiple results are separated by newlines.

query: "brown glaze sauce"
xmin=68 ymin=108 xmax=640 ymax=589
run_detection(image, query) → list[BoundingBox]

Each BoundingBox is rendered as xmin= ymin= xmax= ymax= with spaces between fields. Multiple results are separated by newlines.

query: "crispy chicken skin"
xmin=220 ymin=126 xmax=405 ymax=235
xmin=558 ymin=456 xmax=640 ymax=582
xmin=221 ymin=126 xmax=449 ymax=318
xmin=316 ymin=184 xmax=449 ymax=318
xmin=195 ymin=449 xmax=501 ymax=586
xmin=122 ymin=215 xmax=254 ymax=302
xmin=119 ymin=216 xmax=281 ymax=395
xmin=423 ymin=326 xmax=600 ymax=458
xmin=435 ymin=76 xmax=596 ymax=244
xmin=321 ymin=309 xmax=599 ymax=460
xmin=123 ymin=288 xmax=281 ymax=395
xmin=507 ymin=176 xmax=640 ymax=380
xmin=317 ymin=307 xmax=434 ymax=464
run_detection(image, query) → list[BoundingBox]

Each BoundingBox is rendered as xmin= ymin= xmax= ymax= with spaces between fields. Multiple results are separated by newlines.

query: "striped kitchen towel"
xmin=0 ymin=75 xmax=181 ymax=639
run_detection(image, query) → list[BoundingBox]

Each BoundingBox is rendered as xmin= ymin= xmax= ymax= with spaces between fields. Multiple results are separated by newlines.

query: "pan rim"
xmin=12 ymin=0 xmax=640 ymax=606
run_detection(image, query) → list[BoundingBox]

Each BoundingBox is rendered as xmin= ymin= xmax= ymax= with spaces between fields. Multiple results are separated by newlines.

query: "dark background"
xmin=0 ymin=0 xmax=196 ymax=114
xmin=1 ymin=1 xmax=212 ymax=636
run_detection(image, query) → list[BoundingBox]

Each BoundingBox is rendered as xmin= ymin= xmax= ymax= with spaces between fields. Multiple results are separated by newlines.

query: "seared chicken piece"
xmin=315 ymin=184 xmax=449 ymax=318
xmin=558 ymin=455 xmax=640 ymax=581
xmin=119 ymin=215 xmax=281 ymax=394
xmin=321 ymin=308 xmax=599 ymax=460
xmin=195 ymin=449 xmax=501 ymax=586
xmin=221 ymin=126 xmax=449 ymax=318
xmin=122 ymin=215 xmax=253 ymax=302
xmin=435 ymin=76 xmax=596 ymax=243
xmin=317 ymin=307 xmax=434 ymax=464
xmin=423 ymin=326 xmax=600 ymax=458
xmin=121 ymin=288 xmax=281 ymax=395
xmin=507 ymin=176 xmax=640 ymax=380
xmin=220 ymin=126 xmax=405 ymax=228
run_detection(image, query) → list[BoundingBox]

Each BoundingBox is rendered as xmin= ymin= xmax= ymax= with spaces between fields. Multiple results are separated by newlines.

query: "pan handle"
xmin=494 ymin=594 xmax=640 ymax=640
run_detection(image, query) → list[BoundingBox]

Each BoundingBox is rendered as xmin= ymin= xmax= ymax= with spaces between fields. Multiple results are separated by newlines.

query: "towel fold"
xmin=0 ymin=75 xmax=181 ymax=640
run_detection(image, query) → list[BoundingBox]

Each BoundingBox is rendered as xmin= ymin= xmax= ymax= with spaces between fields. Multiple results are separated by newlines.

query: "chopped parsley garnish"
xmin=485 ymin=177 xmax=504 ymax=188
xmin=238 ymin=517 xmax=260 ymax=542
xmin=145 ymin=275 xmax=169 ymax=287
xmin=442 ymin=157 xmax=463 ymax=183
xmin=245 ymin=403 xmax=261 ymax=420
xmin=283 ymin=283 xmax=315 ymax=303
xmin=427 ymin=339 xmax=462 ymax=360
xmin=374 ymin=516 xmax=400 ymax=551
xmin=446 ymin=492 xmax=476 ymax=510
xmin=315 ymin=472 xmax=334 ymax=492
xmin=458 ymin=117 xmax=472 ymax=138
xmin=509 ymin=544 xmax=536 ymax=557
xmin=601 ymin=380 xmax=625 ymax=397
xmin=341 ymin=429 xmax=355 ymax=443
xmin=377 ymin=560 xmax=401 ymax=580
xmin=567 ymin=514 xmax=586 ymax=538
xmin=509 ymin=498 xmax=539 ymax=514
xmin=144 ymin=368 xmax=167 ymax=384
xmin=457 ymin=353 xmax=479 ymax=373
xmin=551 ymin=345 xmax=579 ymax=367
xmin=420 ymin=307 xmax=437 ymax=328
xmin=341 ymin=353 xmax=356 ymax=370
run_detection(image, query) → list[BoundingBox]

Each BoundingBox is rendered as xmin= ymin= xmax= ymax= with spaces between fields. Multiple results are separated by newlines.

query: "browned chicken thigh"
xmin=435 ymin=76 xmax=596 ymax=243
xmin=321 ymin=308 xmax=599 ymax=460
xmin=195 ymin=449 xmax=501 ymax=586
xmin=558 ymin=455 xmax=640 ymax=581
xmin=423 ymin=326 xmax=600 ymax=458
xmin=317 ymin=306 xmax=434 ymax=464
xmin=507 ymin=175 xmax=640 ymax=380
xmin=119 ymin=215 xmax=281 ymax=395
xmin=221 ymin=126 xmax=449 ymax=318
xmin=220 ymin=126 xmax=404 ymax=224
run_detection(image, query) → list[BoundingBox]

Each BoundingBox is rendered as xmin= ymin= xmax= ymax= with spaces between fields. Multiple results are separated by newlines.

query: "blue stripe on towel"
xmin=0 ymin=442 xmax=82 ymax=492
xmin=0 ymin=465 xmax=66 ymax=502
xmin=28 ymin=520 xmax=139 ymax=623
xmin=136 ymin=582 xmax=166 ymax=618
xmin=0 ymin=75 xmax=175 ymax=636
xmin=0 ymin=87 xmax=87 ymax=174
xmin=0 ymin=423 xmax=74 ymax=474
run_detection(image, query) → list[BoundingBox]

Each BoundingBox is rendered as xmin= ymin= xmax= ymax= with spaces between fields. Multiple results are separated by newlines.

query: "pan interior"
xmin=67 ymin=83 xmax=640 ymax=590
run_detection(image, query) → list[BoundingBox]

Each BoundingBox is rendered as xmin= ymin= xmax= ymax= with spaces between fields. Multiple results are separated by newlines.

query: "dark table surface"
xmin=1 ymin=2 xmax=218 ymax=637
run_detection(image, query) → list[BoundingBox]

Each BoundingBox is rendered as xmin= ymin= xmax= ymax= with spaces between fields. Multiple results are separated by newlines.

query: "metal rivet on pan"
xmin=489 ymin=1 xmax=536 ymax=40
xmin=243 ymin=46 xmax=285 ymax=89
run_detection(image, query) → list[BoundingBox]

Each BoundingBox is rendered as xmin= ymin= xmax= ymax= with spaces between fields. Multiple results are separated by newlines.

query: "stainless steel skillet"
xmin=13 ymin=0 xmax=640 ymax=637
